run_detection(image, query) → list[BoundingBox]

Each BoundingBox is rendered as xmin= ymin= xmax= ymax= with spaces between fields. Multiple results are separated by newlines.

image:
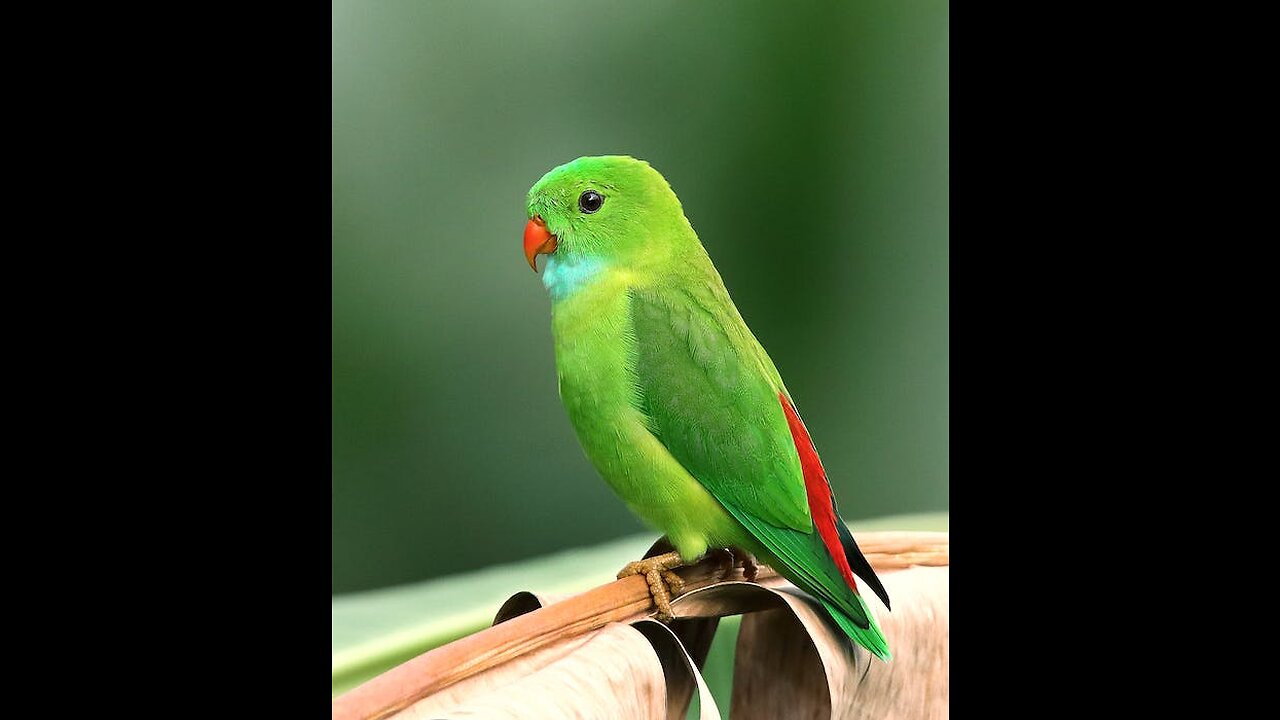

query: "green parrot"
xmin=522 ymin=155 xmax=891 ymax=661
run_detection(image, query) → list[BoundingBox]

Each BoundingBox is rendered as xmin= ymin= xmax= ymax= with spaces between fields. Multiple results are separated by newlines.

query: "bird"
xmin=522 ymin=155 xmax=891 ymax=661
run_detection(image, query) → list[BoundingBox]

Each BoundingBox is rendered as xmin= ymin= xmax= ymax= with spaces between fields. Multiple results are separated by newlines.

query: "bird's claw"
xmin=711 ymin=546 xmax=760 ymax=582
xmin=617 ymin=551 xmax=686 ymax=622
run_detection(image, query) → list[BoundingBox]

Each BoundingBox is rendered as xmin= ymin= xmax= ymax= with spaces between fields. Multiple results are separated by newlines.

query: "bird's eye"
xmin=578 ymin=190 xmax=604 ymax=214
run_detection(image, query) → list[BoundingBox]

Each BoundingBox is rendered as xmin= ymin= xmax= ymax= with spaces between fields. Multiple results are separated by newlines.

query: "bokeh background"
xmin=333 ymin=0 xmax=948 ymax=595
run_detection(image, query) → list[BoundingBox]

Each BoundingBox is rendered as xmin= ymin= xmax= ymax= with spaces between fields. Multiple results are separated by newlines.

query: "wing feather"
xmin=629 ymin=285 xmax=810 ymax=532
xmin=628 ymin=285 xmax=877 ymax=628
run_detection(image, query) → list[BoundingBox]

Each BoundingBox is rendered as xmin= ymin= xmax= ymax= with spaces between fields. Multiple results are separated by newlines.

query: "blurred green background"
xmin=333 ymin=0 xmax=948 ymax=595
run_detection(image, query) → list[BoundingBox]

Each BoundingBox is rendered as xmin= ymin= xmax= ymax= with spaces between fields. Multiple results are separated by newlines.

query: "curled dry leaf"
xmin=333 ymin=530 xmax=948 ymax=720
xmin=393 ymin=600 xmax=720 ymax=719
xmin=631 ymin=620 xmax=721 ymax=720
xmin=725 ymin=568 xmax=949 ymax=719
xmin=391 ymin=593 xmax=587 ymax=719
xmin=489 ymin=590 xmax=722 ymax=719
xmin=401 ymin=623 xmax=673 ymax=719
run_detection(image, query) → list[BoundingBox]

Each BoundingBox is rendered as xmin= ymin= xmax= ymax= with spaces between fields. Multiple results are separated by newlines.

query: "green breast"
xmin=551 ymin=268 xmax=642 ymax=465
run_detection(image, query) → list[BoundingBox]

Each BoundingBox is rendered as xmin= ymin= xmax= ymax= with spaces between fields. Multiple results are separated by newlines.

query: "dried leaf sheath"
xmin=333 ymin=531 xmax=948 ymax=720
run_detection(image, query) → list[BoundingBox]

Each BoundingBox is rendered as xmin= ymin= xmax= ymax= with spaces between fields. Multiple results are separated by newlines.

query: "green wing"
xmin=627 ymin=283 xmax=883 ymax=648
xmin=628 ymin=284 xmax=810 ymax=532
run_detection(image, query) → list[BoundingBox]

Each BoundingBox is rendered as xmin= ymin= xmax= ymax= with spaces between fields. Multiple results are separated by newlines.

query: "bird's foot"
xmin=617 ymin=551 xmax=686 ymax=622
xmin=710 ymin=546 xmax=760 ymax=582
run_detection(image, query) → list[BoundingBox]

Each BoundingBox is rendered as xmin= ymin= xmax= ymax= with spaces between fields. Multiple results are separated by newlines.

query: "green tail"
xmin=820 ymin=596 xmax=892 ymax=662
xmin=722 ymin=509 xmax=892 ymax=661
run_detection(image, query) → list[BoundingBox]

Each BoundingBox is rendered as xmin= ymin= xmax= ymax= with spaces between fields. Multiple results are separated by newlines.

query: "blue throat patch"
xmin=542 ymin=254 xmax=606 ymax=301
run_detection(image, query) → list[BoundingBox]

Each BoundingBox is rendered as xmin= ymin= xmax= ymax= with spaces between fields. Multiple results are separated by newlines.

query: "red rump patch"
xmin=779 ymin=393 xmax=860 ymax=595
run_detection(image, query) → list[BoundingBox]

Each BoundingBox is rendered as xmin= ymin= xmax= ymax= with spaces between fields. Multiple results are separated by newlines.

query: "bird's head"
xmin=523 ymin=155 xmax=690 ymax=276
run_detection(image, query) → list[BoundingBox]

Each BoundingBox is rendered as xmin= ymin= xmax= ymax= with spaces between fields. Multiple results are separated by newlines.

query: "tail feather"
xmin=773 ymin=393 xmax=892 ymax=660
xmin=835 ymin=516 xmax=891 ymax=610
xmin=820 ymin=596 xmax=892 ymax=662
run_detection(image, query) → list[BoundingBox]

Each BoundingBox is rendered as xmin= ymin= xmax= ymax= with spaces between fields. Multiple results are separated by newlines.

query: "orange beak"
xmin=523 ymin=215 xmax=558 ymax=272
